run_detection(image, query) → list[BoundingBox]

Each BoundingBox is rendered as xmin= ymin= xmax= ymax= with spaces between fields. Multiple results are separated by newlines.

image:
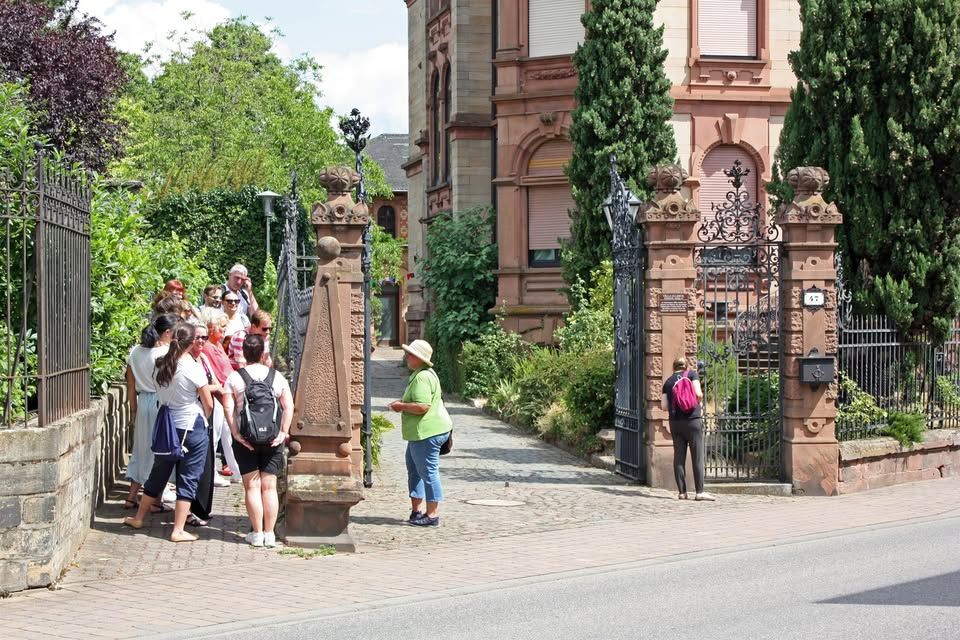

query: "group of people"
xmin=122 ymin=264 xmax=294 ymax=546
xmin=116 ymin=262 xmax=711 ymax=541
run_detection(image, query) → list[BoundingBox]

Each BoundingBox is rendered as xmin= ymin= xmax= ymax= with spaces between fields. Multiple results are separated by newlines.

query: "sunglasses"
xmin=224 ymin=298 xmax=240 ymax=304
xmin=260 ymin=326 xmax=273 ymax=333
xmin=194 ymin=335 xmax=209 ymax=342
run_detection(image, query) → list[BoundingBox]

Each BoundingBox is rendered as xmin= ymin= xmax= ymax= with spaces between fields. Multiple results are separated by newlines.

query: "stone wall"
xmin=838 ymin=430 xmax=960 ymax=494
xmin=0 ymin=385 xmax=129 ymax=594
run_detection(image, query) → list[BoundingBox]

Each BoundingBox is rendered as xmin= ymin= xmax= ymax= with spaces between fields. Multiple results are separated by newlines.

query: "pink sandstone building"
xmin=403 ymin=0 xmax=801 ymax=342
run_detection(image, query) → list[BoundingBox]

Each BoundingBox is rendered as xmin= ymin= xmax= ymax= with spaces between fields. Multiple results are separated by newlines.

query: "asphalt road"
xmin=197 ymin=514 xmax=960 ymax=640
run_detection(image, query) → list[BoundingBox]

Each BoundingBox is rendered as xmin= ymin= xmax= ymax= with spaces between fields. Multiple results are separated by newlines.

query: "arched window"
xmin=377 ymin=205 xmax=397 ymax=238
xmin=442 ymin=65 xmax=452 ymax=182
xmin=431 ymin=72 xmax=441 ymax=185
xmin=526 ymin=139 xmax=574 ymax=268
xmin=698 ymin=144 xmax=759 ymax=212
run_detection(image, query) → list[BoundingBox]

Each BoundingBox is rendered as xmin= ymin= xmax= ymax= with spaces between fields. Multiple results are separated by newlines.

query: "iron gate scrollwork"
xmin=610 ymin=157 xmax=646 ymax=481
xmin=696 ymin=160 xmax=782 ymax=481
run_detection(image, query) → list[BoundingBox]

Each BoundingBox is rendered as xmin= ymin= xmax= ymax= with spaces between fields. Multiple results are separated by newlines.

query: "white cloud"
xmin=312 ymin=43 xmax=408 ymax=135
xmin=77 ymin=0 xmax=231 ymax=62
xmin=76 ymin=1 xmax=409 ymax=134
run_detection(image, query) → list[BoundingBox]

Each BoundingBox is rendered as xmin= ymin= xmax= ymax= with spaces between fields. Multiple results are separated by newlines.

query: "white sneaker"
xmin=695 ymin=492 xmax=717 ymax=502
xmin=245 ymin=531 xmax=264 ymax=547
xmin=263 ymin=532 xmax=279 ymax=548
xmin=213 ymin=474 xmax=230 ymax=488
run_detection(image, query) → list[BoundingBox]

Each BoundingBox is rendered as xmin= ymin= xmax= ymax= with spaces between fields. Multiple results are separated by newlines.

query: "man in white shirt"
xmin=222 ymin=263 xmax=259 ymax=317
xmin=222 ymin=334 xmax=294 ymax=548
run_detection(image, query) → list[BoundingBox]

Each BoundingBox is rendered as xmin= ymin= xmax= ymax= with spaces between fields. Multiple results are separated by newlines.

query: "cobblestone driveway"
xmin=62 ymin=347 xmax=786 ymax=585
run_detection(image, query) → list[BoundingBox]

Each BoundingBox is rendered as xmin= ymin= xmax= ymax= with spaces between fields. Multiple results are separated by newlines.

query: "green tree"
xmin=421 ymin=207 xmax=498 ymax=390
xmin=564 ymin=0 xmax=676 ymax=289
xmin=774 ymin=0 xmax=960 ymax=340
xmin=90 ymin=185 xmax=209 ymax=392
xmin=115 ymin=18 xmax=388 ymax=206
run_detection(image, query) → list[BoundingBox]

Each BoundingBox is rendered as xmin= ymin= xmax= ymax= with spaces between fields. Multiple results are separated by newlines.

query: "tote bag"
xmin=150 ymin=405 xmax=186 ymax=460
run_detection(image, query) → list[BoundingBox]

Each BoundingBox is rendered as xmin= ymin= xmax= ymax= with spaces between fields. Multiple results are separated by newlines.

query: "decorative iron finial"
xmin=339 ymin=108 xmax=371 ymax=156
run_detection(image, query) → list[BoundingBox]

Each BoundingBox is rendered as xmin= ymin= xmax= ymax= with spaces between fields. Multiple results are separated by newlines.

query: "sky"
xmin=75 ymin=0 xmax=409 ymax=134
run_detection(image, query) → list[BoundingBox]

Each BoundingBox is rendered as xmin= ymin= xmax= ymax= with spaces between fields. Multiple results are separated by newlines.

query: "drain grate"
xmin=464 ymin=499 xmax=526 ymax=507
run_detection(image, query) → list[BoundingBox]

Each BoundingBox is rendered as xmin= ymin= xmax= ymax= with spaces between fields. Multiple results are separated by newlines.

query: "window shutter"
xmin=529 ymin=0 xmax=585 ymax=58
xmin=528 ymin=185 xmax=574 ymax=250
xmin=698 ymin=145 xmax=758 ymax=213
xmin=699 ymin=0 xmax=757 ymax=58
xmin=527 ymin=139 xmax=571 ymax=177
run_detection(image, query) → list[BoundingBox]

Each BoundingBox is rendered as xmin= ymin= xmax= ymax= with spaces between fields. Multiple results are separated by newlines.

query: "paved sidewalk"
xmin=2 ymin=477 xmax=958 ymax=639
xmin=2 ymin=347 xmax=959 ymax=638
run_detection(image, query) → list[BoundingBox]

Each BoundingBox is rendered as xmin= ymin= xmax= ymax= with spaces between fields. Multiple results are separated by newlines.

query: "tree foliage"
xmin=564 ymin=0 xmax=676 ymax=288
xmin=143 ymin=186 xmax=284 ymax=288
xmin=0 ymin=0 xmax=126 ymax=171
xmin=90 ymin=185 xmax=209 ymax=392
xmin=774 ymin=0 xmax=960 ymax=340
xmin=421 ymin=207 xmax=498 ymax=389
xmin=115 ymin=18 xmax=388 ymax=206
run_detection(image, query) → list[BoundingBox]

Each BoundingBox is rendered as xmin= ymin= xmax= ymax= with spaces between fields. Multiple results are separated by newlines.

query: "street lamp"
xmin=603 ymin=183 xmax=643 ymax=231
xmin=256 ymin=190 xmax=280 ymax=260
xmin=338 ymin=108 xmax=374 ymax=489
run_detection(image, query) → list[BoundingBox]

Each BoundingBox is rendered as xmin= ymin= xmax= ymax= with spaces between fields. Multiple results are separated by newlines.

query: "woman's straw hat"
xmin=401 ymin=339 xmax=434 ymax=368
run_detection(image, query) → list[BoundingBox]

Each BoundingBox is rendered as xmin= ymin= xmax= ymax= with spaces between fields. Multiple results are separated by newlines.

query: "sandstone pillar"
xmin=284 ymin=166 xmax=365 ymax=550
xmin=638 ymin=165 xmax=701 ymax=489
xmin=777 ymin=167 xmax=842 ymax=496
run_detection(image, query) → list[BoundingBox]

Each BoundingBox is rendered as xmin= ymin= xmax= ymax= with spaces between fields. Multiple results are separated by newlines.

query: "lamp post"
xmin=256 ymin=190 xmax=280 ymax=260
xmin=339 ymin=108 xmax=374 ymax=489
xmin=603 ymin=157 xmax=642 ymax=232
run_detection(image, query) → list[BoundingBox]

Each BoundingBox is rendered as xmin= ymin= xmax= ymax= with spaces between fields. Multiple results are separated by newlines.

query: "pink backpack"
xmin=672 ymin=371 xmax=698 ymax=414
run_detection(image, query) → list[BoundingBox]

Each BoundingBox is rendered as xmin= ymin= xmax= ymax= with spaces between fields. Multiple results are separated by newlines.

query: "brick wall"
xmin=838 ymin=430 xmax=960 ymax=494
xmin=0 ymin=386 xmax=129 ymax=594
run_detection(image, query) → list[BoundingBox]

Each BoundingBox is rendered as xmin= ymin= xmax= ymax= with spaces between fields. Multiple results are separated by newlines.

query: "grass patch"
xmin=277 ymin=546 xmax=336 ymax=559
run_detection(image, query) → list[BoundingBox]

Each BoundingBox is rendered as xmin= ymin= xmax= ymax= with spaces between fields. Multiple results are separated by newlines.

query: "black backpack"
xmin=238 ymin=368 xmax=281 ymax=445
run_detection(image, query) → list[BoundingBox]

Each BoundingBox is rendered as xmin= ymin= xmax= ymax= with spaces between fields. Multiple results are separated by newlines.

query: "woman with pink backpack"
xmin=661 ymin=357 xmax=715 ymax=502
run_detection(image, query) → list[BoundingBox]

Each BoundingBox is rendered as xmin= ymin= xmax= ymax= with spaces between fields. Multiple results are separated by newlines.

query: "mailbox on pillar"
xmin=798 ymin=347 xmax=834 ymax=388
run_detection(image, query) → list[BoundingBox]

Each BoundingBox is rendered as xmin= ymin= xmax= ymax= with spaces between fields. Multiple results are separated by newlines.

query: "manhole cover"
xmin=464 ymin=499 xmax=526 ymax=507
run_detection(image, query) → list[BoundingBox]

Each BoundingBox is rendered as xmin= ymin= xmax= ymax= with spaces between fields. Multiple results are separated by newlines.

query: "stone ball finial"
xmin=318 ymin=166 xmax=360 ymax=196
xmin=646 ymin=164 xmax=689 ymax=194
xmin=787 ymin=166 xmax=830 ymax=198
xmin=316 ymin=236 xmax=342 ymax=262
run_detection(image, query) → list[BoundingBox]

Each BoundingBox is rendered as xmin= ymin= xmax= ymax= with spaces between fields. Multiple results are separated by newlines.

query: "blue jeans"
xmin=143 ymin=415 xmax=209 ymax=502
xmin=406 ymin=432 xmax=451 ymax=503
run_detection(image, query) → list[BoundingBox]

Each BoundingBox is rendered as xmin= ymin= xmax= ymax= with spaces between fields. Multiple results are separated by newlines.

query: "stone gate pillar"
xmin=284 ymin=166 xmax=365 ymax=550
xmin=638 ymin=165 xmax=701 ymax=489
xmin=777 ymin=167 xmax=843 ymax=496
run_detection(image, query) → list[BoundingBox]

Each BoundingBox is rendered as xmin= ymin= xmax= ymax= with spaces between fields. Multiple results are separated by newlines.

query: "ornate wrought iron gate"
xmin=610 ymin=158 xmax=646 ymax=481
xmin=696 ymin=161 xmax=782 ymax=480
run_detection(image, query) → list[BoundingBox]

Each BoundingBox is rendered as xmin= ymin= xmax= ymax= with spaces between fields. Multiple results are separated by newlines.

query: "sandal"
xmin=123 ymin=499 xmax=139 ymax=510
xmin=150 ymin=502 xmax=173 ymax=514
xmin=186 ymin=513 xmax=208 ymax=527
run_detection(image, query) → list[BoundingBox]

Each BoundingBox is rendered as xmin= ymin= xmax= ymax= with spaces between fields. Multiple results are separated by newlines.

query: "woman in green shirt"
xmin=389 ymin=339 xmax=453 ymax=527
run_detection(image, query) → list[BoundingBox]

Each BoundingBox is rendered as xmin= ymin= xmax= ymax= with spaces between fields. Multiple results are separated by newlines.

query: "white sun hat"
xmin=401 ymin=339 xmax=434 ymax=368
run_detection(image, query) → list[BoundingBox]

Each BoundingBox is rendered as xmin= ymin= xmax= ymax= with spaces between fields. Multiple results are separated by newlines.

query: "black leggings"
xmin=670 ymin=417 xmax=705 ymax=495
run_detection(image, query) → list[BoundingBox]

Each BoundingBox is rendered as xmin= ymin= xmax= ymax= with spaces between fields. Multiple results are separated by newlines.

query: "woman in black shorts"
xmin=222 ymin=334 xmax=294 ymax=548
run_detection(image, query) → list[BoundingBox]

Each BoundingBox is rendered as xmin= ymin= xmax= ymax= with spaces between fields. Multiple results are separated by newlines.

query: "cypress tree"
xmin=564 ymin=0 xmax=676 ymax=290
xmin=775 ymin=0 xmax=960 ymax=340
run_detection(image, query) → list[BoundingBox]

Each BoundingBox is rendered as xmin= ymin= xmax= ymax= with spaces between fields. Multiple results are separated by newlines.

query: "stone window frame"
xmin=430 ymin=70 xmax=442 ymax=186
xmin=509 ymin=0 xmax=589 ymax=59
xmin=688 ymin=0 xmax=772 ymax=88
xmin=518 ymin=136 xmax=573 ymax=270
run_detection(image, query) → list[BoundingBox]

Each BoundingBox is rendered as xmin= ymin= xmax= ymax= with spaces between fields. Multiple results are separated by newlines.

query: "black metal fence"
xmin=1 ymin=147 xmax=91 ymax=428
xmin=837 ymin=315 xmax=960 ymax=440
